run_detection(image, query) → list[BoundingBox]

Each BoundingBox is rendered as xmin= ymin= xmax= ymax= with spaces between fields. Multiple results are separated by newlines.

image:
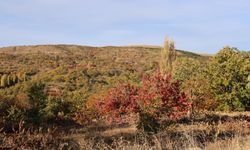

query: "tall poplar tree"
xmin=160 ymin=37 xmax=176 ymax=74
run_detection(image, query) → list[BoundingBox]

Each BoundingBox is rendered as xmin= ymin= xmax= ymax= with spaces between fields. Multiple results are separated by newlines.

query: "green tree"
xmin=27 ymin=82 xmax=47 ymax=123
xmin=173 ymin=58 xmax=203 ymax=82
xmin=247 ymin=75 xmax=250 ymax=90
xmin=208 ymin=47 xmax=250 ymax=111
xmin=173 ymin=58 xmax=215 ymax=112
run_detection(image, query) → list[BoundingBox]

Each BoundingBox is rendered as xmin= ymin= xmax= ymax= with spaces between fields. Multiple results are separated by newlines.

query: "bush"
xmin=139 ymin=73 xmax=190 ymax=120
xmin=173 ymin=58 xmax=215 ymax=111
xmin=43 ymin=96 xmax=76 ymax=119
xmin=208 ymin=47 xmax=250 ymax=111
xmin=26 ymin=82 xmax=47 ymax=124
xmin=95 ymin=84 xmax=140 ymax=123
xmin=0 ymin=81 xmax=77 ymax=131
xmin=0 ymin=96 xmax=25 ymax=131
xmin=94 ymin=72 xmax=191 ymax=131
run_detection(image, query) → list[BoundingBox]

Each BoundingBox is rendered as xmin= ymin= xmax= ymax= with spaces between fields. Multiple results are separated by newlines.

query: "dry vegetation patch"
xmin=58 ymin=112 xmax=250 ymax=150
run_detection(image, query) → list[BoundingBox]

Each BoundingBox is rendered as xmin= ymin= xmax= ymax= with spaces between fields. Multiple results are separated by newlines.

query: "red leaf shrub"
xmin=95 ymin=84 xmax=140 ymax=123
xmin=94 ymin=72 xmax=191 ymax=123
xmin=139 ymin=73 xmax=191 ymax=120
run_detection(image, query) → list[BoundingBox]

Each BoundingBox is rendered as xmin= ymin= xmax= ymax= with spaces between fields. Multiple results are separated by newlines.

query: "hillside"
xmin=0 ymin=44 xmax=209 ymax=105
xmin=0 ymin=45 xmax=249 ymax=150
xmin=0 ymin=44 xmax=208 ymax=72
xmin=0 ymin=44 xmax=206 ymax=56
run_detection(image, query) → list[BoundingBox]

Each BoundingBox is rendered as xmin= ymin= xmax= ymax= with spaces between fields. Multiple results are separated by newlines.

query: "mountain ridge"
xmin=0 ymin=44 xmax=209 ymax=57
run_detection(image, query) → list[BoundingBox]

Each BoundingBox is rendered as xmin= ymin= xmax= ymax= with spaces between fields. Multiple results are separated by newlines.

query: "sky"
xmin=0 ymin=0 xmax=250 ymax=54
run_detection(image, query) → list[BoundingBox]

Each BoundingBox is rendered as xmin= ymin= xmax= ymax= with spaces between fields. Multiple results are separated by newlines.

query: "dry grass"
xmin=71 ymin=130 xmax=250 ymax=150
xmin=0 ymin=112 xmax=249 ymax=149
xmin=66 ymin=112 xmax=250 ymax=150
xmin=205 ymin=135 xmax=250 ymax=150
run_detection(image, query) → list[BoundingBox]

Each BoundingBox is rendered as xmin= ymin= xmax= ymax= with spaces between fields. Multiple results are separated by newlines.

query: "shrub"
xmin=94 ymin=72 xmax=191 ymax=131
xmin=0 ymin=81 xmax=77 ymax=129
xmin=208 ymin=47 xmax=250 ymax=111
xmin=173 ymin=58 xmax=215 ymax=111
xmin=139 ymin=73 xmax=190 ymax=120
xmin=95 ymin=84 xmax=140 ymax=123
xmin=43 ymin=96 xmax=76 ymax=119
xmin=26 ymin=82 xmax=47 ymax=124
xmin=0 ymin=96 xmax=25 ymax=131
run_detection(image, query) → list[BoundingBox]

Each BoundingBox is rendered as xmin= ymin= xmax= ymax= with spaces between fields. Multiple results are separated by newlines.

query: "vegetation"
xmin=208 ymin=47 xmax=250 ymax=111
xmin=160 ymin=37 xmax=176 ymax=74
xmin=93 ymin=73 xmax=190 ymax=132
xmin=0 ymin=43 xmax=249 ymax=149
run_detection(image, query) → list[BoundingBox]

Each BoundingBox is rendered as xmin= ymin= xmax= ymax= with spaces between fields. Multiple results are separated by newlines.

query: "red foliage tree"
xmin=139 ymin=73 xmax=191 ymax=120
xmin=94 ymin=72 xmax=191 ymax=123
xmin=95 ymin=84 xmax=140 ymax=123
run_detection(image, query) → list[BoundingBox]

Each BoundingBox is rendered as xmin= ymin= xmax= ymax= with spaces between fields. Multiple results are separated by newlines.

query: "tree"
xmin=173 ymin=58 xmax=215 ymax=111
xmin=0 ymin=74 xmax=8 ymax=87
xmin=173 ymin=58 xmax=203 ymax=82
xmin=208 ymin=47 xmax=250 ymax=111
xmin=94 ymin=72 xmax=190 ymax=131
xmin=12 ymin=74 xmax=18 ymax=84
xmin=22 ymin=72 xmax=27 ymax=81
xmin=27 ymin=82 xmax=47 ymax=123
xmin=17 ymin=72 xmax=27 ymax=82
xmin=95 ymin=84 xmax=139 ymax=123
xmin=247 ymin=75 xmax=250 ymax=90
xmin=160 ymin=37 xmax=176 ymax=74
xmin=28 ymin=82 xmax=47 ymax=107
xmin=7 ymin=75 xmax=12 ymax=86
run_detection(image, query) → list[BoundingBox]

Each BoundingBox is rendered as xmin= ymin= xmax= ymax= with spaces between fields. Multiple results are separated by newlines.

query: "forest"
xmin=0 ymin=40 xmax=249 ymax=149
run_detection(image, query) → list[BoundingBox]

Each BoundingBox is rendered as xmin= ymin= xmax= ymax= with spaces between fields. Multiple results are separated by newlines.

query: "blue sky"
xmin=0 ymin=0 xmax=250 ymax=53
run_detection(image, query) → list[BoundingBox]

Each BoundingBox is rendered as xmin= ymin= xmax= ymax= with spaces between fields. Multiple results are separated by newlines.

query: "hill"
xmin=0 ymin=44 xmax=209 ymax=103
xmin=1 ymin=45 xmax=249 ymax=150
xmin=0 ymin=44 xmax=206 ymax=56
xmin=0 ymin=44 xmax=208 ymax=73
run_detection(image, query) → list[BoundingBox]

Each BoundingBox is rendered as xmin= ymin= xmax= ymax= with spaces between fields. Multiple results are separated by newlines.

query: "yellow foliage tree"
xmin=160 ymin=37 xmax=176 ymax=74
